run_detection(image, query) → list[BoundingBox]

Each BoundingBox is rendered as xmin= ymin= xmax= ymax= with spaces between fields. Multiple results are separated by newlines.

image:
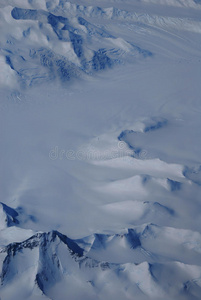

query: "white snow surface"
xmin=1 ymin=0 xmax=201 ymax=299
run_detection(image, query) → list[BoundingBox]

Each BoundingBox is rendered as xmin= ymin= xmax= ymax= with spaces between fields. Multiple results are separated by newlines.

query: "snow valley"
xmin=1 ymin=0 xmax=201 ymax=299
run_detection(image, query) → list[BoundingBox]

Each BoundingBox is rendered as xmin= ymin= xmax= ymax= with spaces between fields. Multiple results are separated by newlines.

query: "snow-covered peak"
xmin=1 ymin=224 xmax=201 ymax=299
xmin=0 ymin=202 xmax=19 ymax=230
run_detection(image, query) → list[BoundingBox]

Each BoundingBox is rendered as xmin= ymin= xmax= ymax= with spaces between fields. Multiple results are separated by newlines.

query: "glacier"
xmin=1 ymin=0 xmax=201 ymax=299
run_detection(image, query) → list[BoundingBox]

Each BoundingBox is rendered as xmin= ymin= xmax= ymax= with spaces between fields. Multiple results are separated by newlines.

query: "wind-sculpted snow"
xmin=141 ymin=0 xmax=201 ymax=9
xmin=42 ymin=1 xmax=201 ymax=33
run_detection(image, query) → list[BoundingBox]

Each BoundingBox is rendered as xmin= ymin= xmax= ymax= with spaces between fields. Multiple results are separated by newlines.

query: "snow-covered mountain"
xmin=1 ymin=0 xmax=201 ymax=299
xmin=0 ymin=2 xmax=151 ymax=87
xmin=0 ymin=204 xmax=201 ymax=300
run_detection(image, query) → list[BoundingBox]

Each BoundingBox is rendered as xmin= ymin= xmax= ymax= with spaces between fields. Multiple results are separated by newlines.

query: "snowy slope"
xmin=1 ymin=0 xmax=201 ymax=299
